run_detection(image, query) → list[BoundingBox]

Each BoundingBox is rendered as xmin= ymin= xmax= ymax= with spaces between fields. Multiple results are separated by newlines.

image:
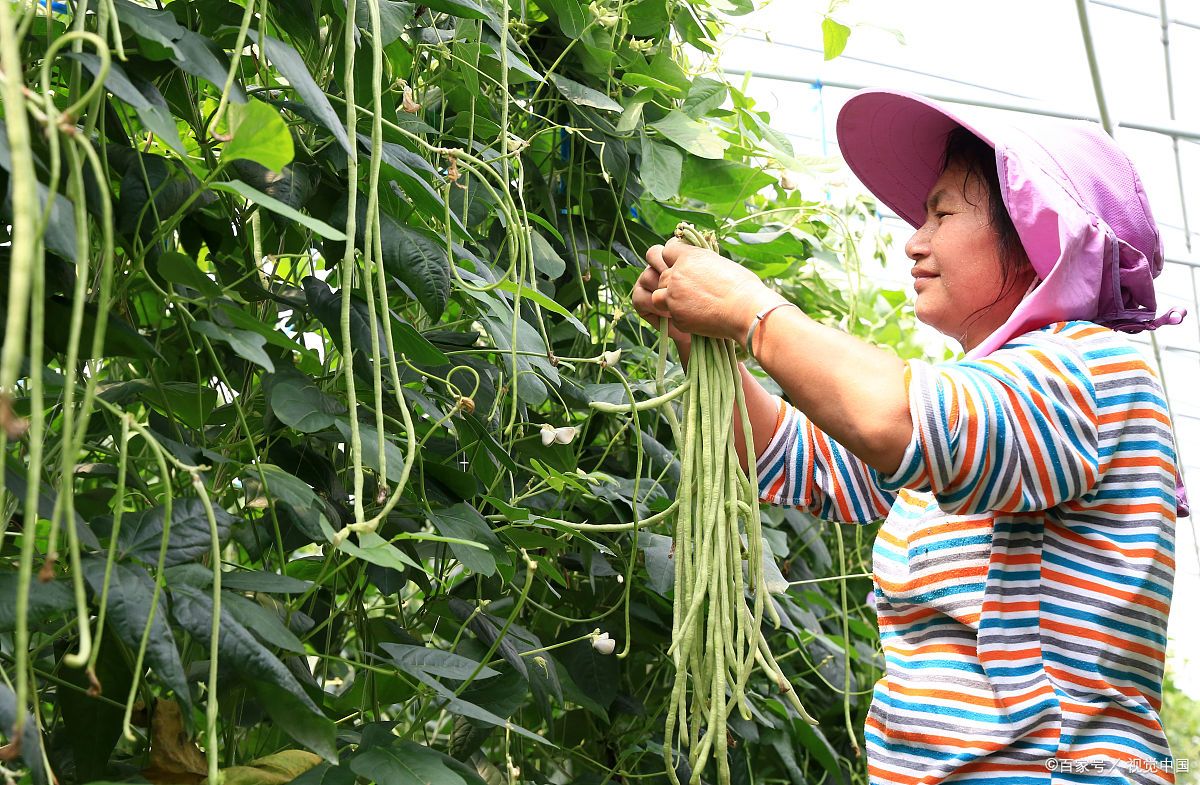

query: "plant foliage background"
xmin=0 ymin=0 xmax=938 ymax=783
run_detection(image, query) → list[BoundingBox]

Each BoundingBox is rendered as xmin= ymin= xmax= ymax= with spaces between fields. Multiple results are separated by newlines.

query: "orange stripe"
xmin=1092 ymin=359 xmax=1152 ymax=376
xmin=1040 ymin=618 xmax=1162 ymax=661
xmin=1052 ymin=522 xmax=1176 ymax=567
xmin=1099 ymin=408 xmax=1172 ymax=426
xmin=1040 ymin=566 xmax=1170 ymax=614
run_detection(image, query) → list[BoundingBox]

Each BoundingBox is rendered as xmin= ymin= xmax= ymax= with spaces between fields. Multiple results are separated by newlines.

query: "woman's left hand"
xmin=646 ymin=237 xmax=786 ymax=343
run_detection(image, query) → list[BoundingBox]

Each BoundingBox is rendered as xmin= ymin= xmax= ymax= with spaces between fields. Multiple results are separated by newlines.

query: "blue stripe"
xmin=1061 ymin=522 xmax=1173 ymax=548
xmin=1041 ymin=550 xmax=1173 ymax=600
xmin=875 ymin=691 xmax=1061 ymax=724
xmin=1097 ymin=391 xmax=1168 ymax=408
xmin=1040 ymin=601 xmax=1166 ymax=647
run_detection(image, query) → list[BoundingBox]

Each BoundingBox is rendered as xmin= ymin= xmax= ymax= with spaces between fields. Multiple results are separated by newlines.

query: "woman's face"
xmin=904 ymin=162 xmax=1033 ymax=351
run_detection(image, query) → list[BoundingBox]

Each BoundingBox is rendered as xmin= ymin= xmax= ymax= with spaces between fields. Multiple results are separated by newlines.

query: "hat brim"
xmin=835 ymin=89 xmax=997 ymax=229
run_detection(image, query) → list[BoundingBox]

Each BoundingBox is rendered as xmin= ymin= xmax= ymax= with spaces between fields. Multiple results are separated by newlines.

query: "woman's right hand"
xmin=632 ymin=253 xmax=691 ymax=348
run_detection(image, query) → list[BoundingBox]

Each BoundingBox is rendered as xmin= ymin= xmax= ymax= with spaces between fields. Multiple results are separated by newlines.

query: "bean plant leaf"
xmin=251 ymin=683 xmax=339 ymax=764
xmin=83 ymin=559 xmax=191 ymax=711
xmin=427 ymin=503 xmax=507 ymax=577
xmin=112 ymin=0 xmax=246 ymax=100
xmin=548 ymin=74 xmax=623 ymax=112
xmin=378 ymin=212 xmax=452 ymax=321
xmin=528 ymin=230 xmax=567 ymax=277
xmin=682 ymin=77 xmax=728 ymax=117
xmin=650 ymin=110 xmax=729 ymax=159
xmin=170 ymin=583 xmax=319 ymax=712
xmin=0 ymin=683 xmax=51 ymax=785
xmin=639 ymin=137 xmax=683 ymax=200
xmin=379 ymin=644 xmax=499 ymax=680
xmin=0 ymin=573 xmax=72 ymax=631
xmin=224 ymin=99 xmax=295 ymax=173
xmin=351 ymin=740 xmax=489 ymax=785
xmin=539 ymin=0 xmax=587 ymax=37
xmin=822 ymin=17 xmax=852 ymax=60
xmin=111 ymin=498 xmax=235 ymax=568
xmin=65 ymin=52 xmax=185 ymax=154
xmin=156 ymin=251 xmax=223 ymax=298
xmin=267 ymin=367 xmax=347 ymax=433
xmin=214 ymin=750 xmax=325 ymax=785
xmin=192 ymin=319 xmax=276 ymax=372
xmin=222 ymin=591 xmax=306 ymax=653
xmin=212 ymin=180 xmax=346 ymax=241
xmin=248 ymin=30 xmax=352 ymax=154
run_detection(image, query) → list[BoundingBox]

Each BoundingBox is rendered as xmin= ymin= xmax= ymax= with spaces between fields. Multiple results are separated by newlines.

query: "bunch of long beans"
xmin=662 ymin=223 xmax=816 ymax=785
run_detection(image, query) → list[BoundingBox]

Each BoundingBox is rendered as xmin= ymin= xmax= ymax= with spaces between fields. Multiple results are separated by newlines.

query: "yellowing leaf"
xmin=224 ymin=100 xmax=295 ymax=173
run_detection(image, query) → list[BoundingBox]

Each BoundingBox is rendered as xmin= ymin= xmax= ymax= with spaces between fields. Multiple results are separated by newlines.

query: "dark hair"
xmin=939 ymin=126 xmax=1035 ymax=329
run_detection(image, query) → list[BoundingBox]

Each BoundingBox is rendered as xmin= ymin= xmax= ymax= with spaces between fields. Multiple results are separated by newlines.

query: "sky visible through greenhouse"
xmin=714 ymin=0 xmax=1200 ymax=698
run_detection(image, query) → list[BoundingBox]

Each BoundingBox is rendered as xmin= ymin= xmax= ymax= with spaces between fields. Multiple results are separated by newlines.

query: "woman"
xmin=633 ymin=89 xmax=1189 ymax=784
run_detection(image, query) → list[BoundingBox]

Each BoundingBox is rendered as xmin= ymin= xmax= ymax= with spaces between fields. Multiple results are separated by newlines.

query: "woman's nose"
xmin=905 ymin=225 xmax=931 ymax=261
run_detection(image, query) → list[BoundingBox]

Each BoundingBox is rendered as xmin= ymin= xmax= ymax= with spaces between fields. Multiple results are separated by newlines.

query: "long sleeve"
xmin=755 ymin=395 xmax=897 ymax=524
xmin=871 ymin=330 xmax=1102 ymax=515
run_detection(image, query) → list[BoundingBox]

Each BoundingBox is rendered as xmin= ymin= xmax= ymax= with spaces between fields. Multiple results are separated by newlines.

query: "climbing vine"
xmin=0 ymin=1 xmax=921 ymax=783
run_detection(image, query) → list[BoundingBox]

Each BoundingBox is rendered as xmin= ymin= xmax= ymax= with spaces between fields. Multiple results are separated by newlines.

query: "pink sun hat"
xmin=835 ymin=88 xmax=1188 ymax=516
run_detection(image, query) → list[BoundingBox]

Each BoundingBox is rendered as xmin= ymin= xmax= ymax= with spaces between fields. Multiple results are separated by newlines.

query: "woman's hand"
xmin=642 ymin=238 xmax=785 ymax=344
xmin=632 ymin=246 xmax=691 ymax=346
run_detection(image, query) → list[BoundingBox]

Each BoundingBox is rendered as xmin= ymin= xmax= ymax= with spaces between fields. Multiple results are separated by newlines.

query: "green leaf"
xmin=334 ymin=200 xmax=450 ymax=320
xmin=639 ymin=137 xmax=682 ymax=200
xmin=82 ymin=560 xmax=191 ymax=711
xmin=423 ymin=0 xmax=495 ymax=19
xmin=267 ymin=367 xmax=347 ymax=433
xmin=115 ymin=151 xmax=215 ymax=243
xmin=220 ymin=569 xmax=311 ymax=594
xmin=224 ymin=99 xmax=295 ymax=173
xmin=379 ymin=643 xmax=499 ymax=681
xmin=539 ymin=0 xmax=587 ymax=37
xmin=0 ymin=573 xmax=71 ymax=632
xmin=248 ymin=30 xmax=352 ymax=154
xmin=390 ymin=317 xmax=449 ymax=365
xmin=822 ymin=17 xmax=851 ymax=60
xmin=682 ymin=77 xmax=728 ymax=117
xmin=252 ymin=683 xmax=339 ymax=764
xmin=212 ymin=180 xmax=346 ymax=240
xmin=650 ymin=111 xmax=728 ymax=159
xmin=491 ymin=280 xmax=587 ymax=336
xmin=621 ymin=72 xmax=684 ymax=96
xmin=192 ymin=319 xmax=275 ymax=372
xmin=528 ymin=230 xmax=567 ymax=277
xmin=336 ymin=531 xmax=422 ymax=571
xmin=222 ymin=591 xmax=306 ymax=653
xmin=113 ymin=0 xmax=246 ymax=101
xmin=351 ymin=740 xmax=488 ymax=785
xmin=637 ymin=533 xmax=675 ymax=596
xmin=0 ymin=684 xmax=51 ymax=785
xmin=113 ymin=498 xmax=234 ymax=568
xmin=559 ymin=636 xmax=618 ymax=713
xmin=548 ymin=74 xmax=622 ymax=112
xmin=66 ymin=52 xmax=185 ymax=154
xmin=171 ymin=583 xmax=319 ymax=712
xmin=333 ymin=419 xmax=410 ymax=484
xmin=58 ymin=634 xmax=132 ymax=782
xmin=679 ymin=156 xmax=774 ymax=204
xmin=156 ymin=251 xmax=223 ymax=298
xmin=428 ymin=503 xmax=507 ymax=577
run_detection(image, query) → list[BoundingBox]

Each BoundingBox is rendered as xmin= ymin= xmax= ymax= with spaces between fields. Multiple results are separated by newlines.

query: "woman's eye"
xmin=935 ymin=211 xmax=951 ymax=219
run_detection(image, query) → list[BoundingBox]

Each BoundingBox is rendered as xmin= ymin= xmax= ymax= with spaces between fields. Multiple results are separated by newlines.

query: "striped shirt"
xmin=755 ymin=321 xmax=1180 ymax=785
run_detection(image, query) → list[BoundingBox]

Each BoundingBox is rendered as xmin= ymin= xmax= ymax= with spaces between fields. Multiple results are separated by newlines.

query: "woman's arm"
xmin=744 ymin=306 xmax=912 ymax=475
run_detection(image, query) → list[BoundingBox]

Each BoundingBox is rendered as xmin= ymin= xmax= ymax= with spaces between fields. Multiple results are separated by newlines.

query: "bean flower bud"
xmin=540 ymin=424 xmax=577 ymax=446
xmin=592 ymin=631 xmax=616 ymax=655
xmin=598 ymin=349 xmax=621 ymax=368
